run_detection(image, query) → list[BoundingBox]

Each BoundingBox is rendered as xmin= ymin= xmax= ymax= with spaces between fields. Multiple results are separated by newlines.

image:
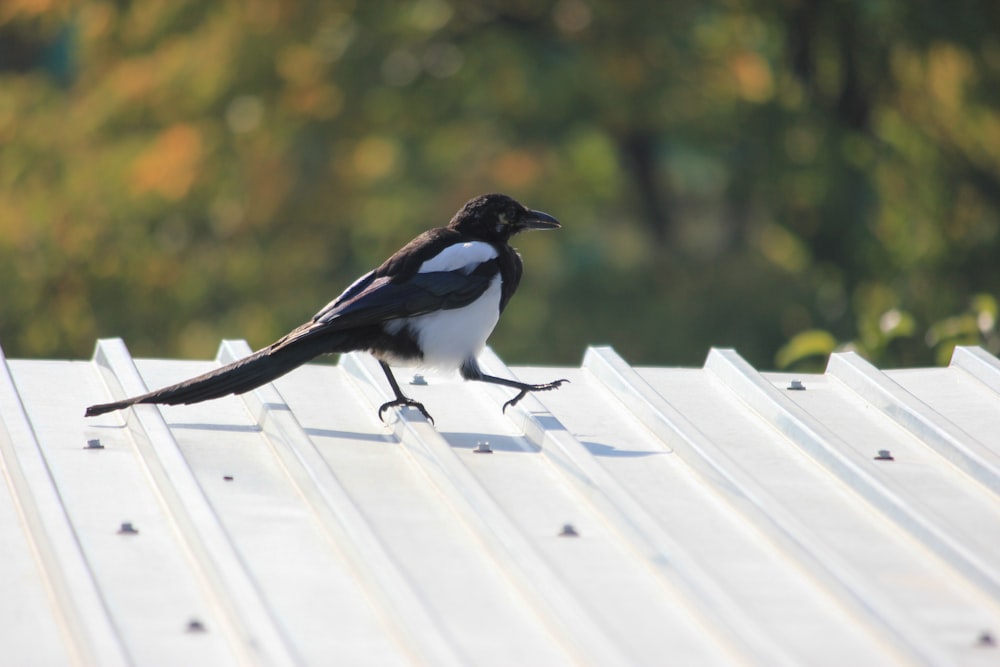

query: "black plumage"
xmin=85 ymin=193 xmax=566 ymax=421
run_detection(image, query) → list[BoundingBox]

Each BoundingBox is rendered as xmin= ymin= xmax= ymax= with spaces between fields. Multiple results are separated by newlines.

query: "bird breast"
xmin=384 ymin=273 xmax=502 ymax=371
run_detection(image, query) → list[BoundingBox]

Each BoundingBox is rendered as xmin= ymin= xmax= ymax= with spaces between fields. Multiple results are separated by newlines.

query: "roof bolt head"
xmin=117 ymin=522 xmax=139 ymax=535
xmin=186 ymin=618 xmax=206 ymax=633
xmin=85 ymin=439 xmax=105 ymax=450
xmin=410 ymin=374 xmax=427 ymax=386
xmin=977 ymin=631 xmax=996 ymax=647
xmin=787 ymin=379 xmax=805 ymax=391
xmin=874 ymin=450 xmax=895 ymax=461
xmin=473 ymin=441 xmax=493 ymax=454
xmin=559 ymin=523 xmax=579 ymax=538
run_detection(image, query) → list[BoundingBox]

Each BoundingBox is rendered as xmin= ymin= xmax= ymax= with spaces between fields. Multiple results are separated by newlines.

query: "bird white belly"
xmin=386 ymin=275 xmax=502 ymax=370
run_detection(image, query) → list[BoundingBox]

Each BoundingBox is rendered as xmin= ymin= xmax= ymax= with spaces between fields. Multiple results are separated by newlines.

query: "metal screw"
xmin=874 ymin=450 xmax=895 ymax=461
xmin=473 ymin=442 xmax=493 ymax=454
xmin=186 ymin=618 xmax=206 ymax=633
xmin=117 ymin=522 xmax=139 ymax=535
xmin=85 ymin=439 xmax=105 ymax=450
xmin=977 ymin=631 xmax=996 ymax=647
xmin=787 ymin=379 xmax=805 ymax=391
xmin=410 ymin=374 xmax=427 ymax=386
xmin=559 ymin=524 xmax=579 ymax=537
xmin=223 ymin=475 xmax=234 ymax=481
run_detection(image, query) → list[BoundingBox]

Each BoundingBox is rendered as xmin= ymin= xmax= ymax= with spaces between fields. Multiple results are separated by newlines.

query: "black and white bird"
xmin=85 ymin=193 xmax=567 ymax=422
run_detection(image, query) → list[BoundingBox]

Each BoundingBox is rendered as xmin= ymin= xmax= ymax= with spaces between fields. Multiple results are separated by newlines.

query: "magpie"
xmin=85 ymin=193 xmax=567 ymax=422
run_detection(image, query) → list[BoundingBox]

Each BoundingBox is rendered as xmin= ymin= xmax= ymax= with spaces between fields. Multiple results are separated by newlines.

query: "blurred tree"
xmin=1 ymin=0 xmax=999 ymax=370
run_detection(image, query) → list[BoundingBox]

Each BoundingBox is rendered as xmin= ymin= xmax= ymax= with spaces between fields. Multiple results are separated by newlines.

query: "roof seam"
xmin=92 ymin=338 xmax=302 ymax=667
xmin=216 ymin=339 xmax=466 ymax=667
xmin=706 ymin=347 xmax=1000 ymax=608
xmin=1 ymin=344 xmax=131 ymax=667
xmin=828 ymin=351 xmax=1000 ymax=497
xmin=479 ymin=347 xmax=800 ymax=667
xmin=340 ymin=350 xmax=633 ymax=667
xmin=582 ymin=345 xmax=948 ymax=667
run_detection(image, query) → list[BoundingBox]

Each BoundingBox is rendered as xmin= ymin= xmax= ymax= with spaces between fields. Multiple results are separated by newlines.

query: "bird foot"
xmin=378 ymin=397 xmax=435 ymax=424
xmin=502 ymin=379 xmax=569 ymax=412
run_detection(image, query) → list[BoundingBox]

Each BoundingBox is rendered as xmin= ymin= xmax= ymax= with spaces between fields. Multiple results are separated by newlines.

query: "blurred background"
xmin=2 ymin=0 xmax=1000 ymax=370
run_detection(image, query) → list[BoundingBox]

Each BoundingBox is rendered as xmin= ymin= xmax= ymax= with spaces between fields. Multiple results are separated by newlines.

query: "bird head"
xmin=449 ymin=193 xmax=560 ymax=242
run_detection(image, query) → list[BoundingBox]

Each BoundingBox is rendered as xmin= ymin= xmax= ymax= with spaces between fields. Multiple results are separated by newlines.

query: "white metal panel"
xmin=90 ymin=338 xmax=301 ymax=667
xmin=828 ymin=351 xmax=1000 ymax=497
xmin=2 ymin=339 xmax=1000 ymax=666
xmin=8 ymin=357 xmax=240 ymax=666
xmin=474 ymin=350 xmax=794 ymax=667
xmin=0 ymin=357 xmax=101 ymax=667
xmin=643 ymin=352 xmax=1000 ymax=666
xmin=579 ymin=346 xmax=919 ymax=667
xmin=780 ymin=360 xmax=1000 ymax=597
xmin=223 ymin=339 xmax=538 ymax=667
xmin=140 ymin=354 xmax=414 ymax=667
xmin=341 ymin=350 xmax=677 ymax=667
xmin=951 ymin=345 xmax=1000 ymax=395
xmin=708 ymin=349 xmax=1000 ymax=606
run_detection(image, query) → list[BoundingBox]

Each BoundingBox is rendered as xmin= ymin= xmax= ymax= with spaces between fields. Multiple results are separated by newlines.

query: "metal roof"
xmin=2 ymin=338 xmax=1000 ymax=666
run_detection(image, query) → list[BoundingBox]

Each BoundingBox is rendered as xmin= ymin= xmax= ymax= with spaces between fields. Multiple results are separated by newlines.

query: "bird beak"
xmin=521 ymin=209 xmax=561 ymax=230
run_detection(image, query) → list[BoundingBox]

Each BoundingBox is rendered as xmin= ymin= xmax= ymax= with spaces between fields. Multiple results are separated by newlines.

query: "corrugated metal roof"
xmin=2 ymin=338 xmax=1000 ymax=666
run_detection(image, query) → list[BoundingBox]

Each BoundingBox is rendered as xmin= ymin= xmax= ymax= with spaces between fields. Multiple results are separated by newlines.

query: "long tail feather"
xmin=85 ymin=330 xmax=343 ymax=417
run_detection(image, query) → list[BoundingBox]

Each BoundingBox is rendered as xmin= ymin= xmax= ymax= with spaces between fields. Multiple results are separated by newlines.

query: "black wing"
xmin=278 ymin=259 xmax=500 ymax=346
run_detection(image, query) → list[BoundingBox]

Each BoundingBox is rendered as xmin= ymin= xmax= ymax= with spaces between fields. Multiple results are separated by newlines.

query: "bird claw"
xmin=379 ymin=398 xmax=435 ymax=424
xmin=502 ymin=379 xmax=569 ymax=413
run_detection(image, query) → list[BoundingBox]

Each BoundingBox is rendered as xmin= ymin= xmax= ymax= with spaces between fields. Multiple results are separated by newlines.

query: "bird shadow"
xmin=440 ymin=431 xmax=660 ymax=457
xmin=580 ymin=441 xmax=664 ymax=458
xmin=169 ymin=422 xmax=262 ymax=433
xmin=303 ymin=427 xmax=396 ymax=444
xmin=168 ymin=421 xmax=390 ymax=444
xmin=164 ymin=423 xmax=661 ymax=454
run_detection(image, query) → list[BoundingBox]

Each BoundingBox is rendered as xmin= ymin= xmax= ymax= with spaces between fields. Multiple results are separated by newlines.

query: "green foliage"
xmin=926 ymin=293 xmax=1000 ymax=365
xmin=2 ymin=0 xmax=1000 ymax=370
xmin=776 ymin=330 xmax=838 ymax=371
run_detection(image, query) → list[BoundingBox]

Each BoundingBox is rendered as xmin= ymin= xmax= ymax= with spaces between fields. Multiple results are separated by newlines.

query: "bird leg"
xmin=377 ymin=361 xmax=434 ymax=423
xmin=476 ymin=374 xmax=569 ymax=412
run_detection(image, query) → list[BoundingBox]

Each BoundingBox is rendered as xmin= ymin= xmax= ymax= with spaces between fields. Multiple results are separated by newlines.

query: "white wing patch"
xmin=418 ymin=241 xmax=498 ymax=274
